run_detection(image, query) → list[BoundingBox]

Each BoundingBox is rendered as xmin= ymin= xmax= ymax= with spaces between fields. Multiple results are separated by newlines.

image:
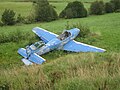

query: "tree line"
xmin=0 ymin=0 xmax=120 ymax=26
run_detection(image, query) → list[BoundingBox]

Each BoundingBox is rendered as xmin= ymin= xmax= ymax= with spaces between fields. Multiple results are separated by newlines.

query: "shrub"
xmin=23 ymin=15 xmax=35 ymax=24
xmin=90 ymin=1 xmax=105 ymax=15
xmin=59 ymin=1 xmax=87 ymax=19
xmin=115 ymin=9 xmax=120 ymax=12
xmin=0 ymin=31 xmax=36 ymax=44
xmin=16 ymin=14 xmax=24 ymax=23
xmin=111 ymin=0 xmax=120 ymax=11
xmin=0 ymin=21 xmax=4 ymax=26
xmin=34 ymin=0 xmax=58 ymax=22
xmin=1 ymin=9 xmax=16 ymax=25
xmin=105 ymin=2 xmax=115 ymax=13
xmin=65 ymin=22 xmax=101 ymax=44
xmin=65 ymin=22 xmax=90 ymax=38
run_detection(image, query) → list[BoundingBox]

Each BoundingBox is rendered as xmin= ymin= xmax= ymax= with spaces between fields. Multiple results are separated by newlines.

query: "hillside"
xmin=0 ymin=0 xmax=120 ymax=90
xmin=1 ymin=52 xmax=120 ymax=89
xmin=0 ymin=0 xmax=110 ymax=17
xmin=0 ymin=12 xmax=120 ymax=89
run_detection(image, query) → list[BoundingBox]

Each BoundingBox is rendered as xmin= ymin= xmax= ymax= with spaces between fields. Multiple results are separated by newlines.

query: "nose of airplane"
xmin=68 ymin=28 xmax=80 ymax=38
xmin=74 ymin=28 xmax=80 ymax=34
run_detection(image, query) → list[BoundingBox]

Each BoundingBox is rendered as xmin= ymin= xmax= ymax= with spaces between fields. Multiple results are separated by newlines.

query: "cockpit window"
xmin=34 ymin=41 xmax=45 ymax=48
xmin=57 ymin=31 xmax=71 ymax=40
xmin=34 ymin=43 xmax=39 ymax=47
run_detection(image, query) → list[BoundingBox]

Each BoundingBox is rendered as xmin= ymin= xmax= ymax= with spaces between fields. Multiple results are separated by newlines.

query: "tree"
xmin=59 ymin=1 xmax=87 ymax=19
xmin=34 ymin=0 xmax=58 ymax=22
xmin=111 ymin=0 xmax=120 ymax=11
xmin=105 ymin=2 xmax=115 ymax=13
xmin=1 ymin=9 xmax=16 ymax=25
xmin=90 ymin=1 xmax=105 ymax=15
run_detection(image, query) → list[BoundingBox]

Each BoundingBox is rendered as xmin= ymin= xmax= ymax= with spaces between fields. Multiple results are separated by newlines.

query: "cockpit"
xmin=33 ymin=41 xmax=45 ymax=49
xmin=28 ymin=41 xmax=45 ymax=51
xmin=57 ymin=30 xmax=71 ymax=40
xmin=25 ymin=41 xmax=45 ymax=58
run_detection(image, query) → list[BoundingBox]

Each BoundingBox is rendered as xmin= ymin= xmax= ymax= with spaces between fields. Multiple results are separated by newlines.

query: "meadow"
xmin=0 ymin=0 xmax=120 ymax=90
xmin=0 ymin=0 xmax=110 ymax=17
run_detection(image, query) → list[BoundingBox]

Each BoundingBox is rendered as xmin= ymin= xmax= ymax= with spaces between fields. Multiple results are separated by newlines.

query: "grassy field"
xmin=1 ymin=52 xmax=120 ymax=90
xmin=0 ymin=0 xmax=120 ymax=90
xmin=0 ymin=0 xmax=110 ymax=17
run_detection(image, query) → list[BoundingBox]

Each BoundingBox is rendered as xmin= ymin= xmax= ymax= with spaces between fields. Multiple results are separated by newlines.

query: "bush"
xmin=59 ymin=1 xmax=87 ymax=19
xmin=23 ymin=15 xmax=35 ymax=24
xmin=105 ymin=2 xmax=115 ymax=13
xmin=0 ymin=30 xmax=37 ymax=44
xmin=34 ymin=0 xmax=58 ymax=22
xmin=65 ymin=22 xmax=101 ymax=44
xmin=111 ymin=0 xmax=120 ymax=11
xmin=115 ymin=9 xmax=120 ymax=12
xmin=0 ymin=21 xmax=4 ymax=26
xmin=65 ymin=22 xmax=90 ymax=38
xmin=16 ymin=14 xmax=24 ymax=23
xmin=90 ymin=1 xmax=105 ymax=15
xmin=1 ymin=9 xmax=16 ymax=25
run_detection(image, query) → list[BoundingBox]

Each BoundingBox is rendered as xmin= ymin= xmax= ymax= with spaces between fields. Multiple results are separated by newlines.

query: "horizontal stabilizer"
xmin=63 ymin=40 xmax=106 ymax=52
xmin=22 ymin=58 xmax=33 ymax=65
xmin=18 ymin=48 xmax=46 ymax=65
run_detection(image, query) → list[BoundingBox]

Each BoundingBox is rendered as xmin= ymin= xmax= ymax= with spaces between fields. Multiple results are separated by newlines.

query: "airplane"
xmin=18 ymin=27 xmax=106 ymax=65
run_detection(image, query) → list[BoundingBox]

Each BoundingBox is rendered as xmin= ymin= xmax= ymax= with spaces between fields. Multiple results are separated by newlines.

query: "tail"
xmin=18 ymin=48 xmax=46 ymax=65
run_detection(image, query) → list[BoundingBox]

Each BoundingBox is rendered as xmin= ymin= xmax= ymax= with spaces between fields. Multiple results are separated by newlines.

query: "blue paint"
xmin=18 ymin=27 xmax=106 ymax=65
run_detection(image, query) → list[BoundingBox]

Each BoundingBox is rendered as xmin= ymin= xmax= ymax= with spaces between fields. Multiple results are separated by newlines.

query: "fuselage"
xmin=36 ymin=28 xmax=80 ymax=55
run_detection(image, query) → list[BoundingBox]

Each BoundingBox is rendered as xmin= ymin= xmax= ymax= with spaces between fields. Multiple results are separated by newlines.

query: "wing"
xmin=63 ymin=40 xmax=106 ymax=52
xmin=32 ymin=27 xmax=58 ymax=43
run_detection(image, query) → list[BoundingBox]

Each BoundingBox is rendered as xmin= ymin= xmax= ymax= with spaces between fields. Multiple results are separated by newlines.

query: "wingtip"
xmin=102 ymin=49 xmax=106 ymax=52
xmin=32 ymin=27 xmax=39 ymax=31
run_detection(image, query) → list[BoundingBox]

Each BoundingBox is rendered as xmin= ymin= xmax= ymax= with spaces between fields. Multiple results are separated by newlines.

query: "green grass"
xmin=0 ymin=0 xmax=110 ymax=2
xmin=1 ymin=53 xmax=120 ymax=89
xmin=0 ymin=0 xmax=110 ymax=18
xmin=0 ymin=12 xmax=120 ymax=68
xmin=0 ymin=0 xmax=120 ymax=89
xmin=0 ymin=2 xmax=33 ymax=18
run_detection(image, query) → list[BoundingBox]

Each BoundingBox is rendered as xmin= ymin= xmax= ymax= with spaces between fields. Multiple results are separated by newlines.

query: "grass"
xmin=0 ymin=53 xmax=120 ymax=89
xmin=0 ymin=0 xmax=120 ymax=89
xmin=0 ymin=12 xmax=119 ymax=77
xmin=0 ymin=2 xmax=33 ymax=18
xmin=0 ymin=0 xmax=110 ymax=2
xmin=0 ymin=0 xmax=110 ymax=18
xmin=0 ymin=13 xmax=120 ymax=69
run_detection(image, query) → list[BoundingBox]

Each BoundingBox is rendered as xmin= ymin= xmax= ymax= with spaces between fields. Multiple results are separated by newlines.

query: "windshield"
xmin=57 ymin=31 xmax=71 ymax=40
xmin=34 ymin=41 xmax=45 ymax=49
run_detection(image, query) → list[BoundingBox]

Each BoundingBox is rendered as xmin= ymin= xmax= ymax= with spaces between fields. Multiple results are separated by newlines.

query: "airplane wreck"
xmin=18 ymin=27 xmax=106 ymax=65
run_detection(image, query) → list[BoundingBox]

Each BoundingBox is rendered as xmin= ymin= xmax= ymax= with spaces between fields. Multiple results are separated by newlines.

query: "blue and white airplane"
xmin=18 ymin=27 xmax=106 ymax=65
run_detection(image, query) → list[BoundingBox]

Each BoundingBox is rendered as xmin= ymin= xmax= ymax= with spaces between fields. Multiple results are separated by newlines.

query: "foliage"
xmin=105 ymin=2 xmax=115 ymax=13
xmin=111 ymin=0 xmax=120 ymax=11
xmin=23 ymin=14 xmax=35 ymax=24
xmin=65 ymin=22 xmax=90 ymax=38
xmin=0 ymin=21 xmax=4 ymax=26
xmin=16 ymin=14 xmax=24 ymax=23
xmin=1 ymin=53 xmax=120 ymax=90
xmin=65 ymin=22 xmax=101 ymax=45
xmin=59 ymin=1 xmax=87 ymax=19
xmin=34 ymin=0 xmax=58 ymax=22
xmin=115 ymin=9 xmax=120 ymax=12
xmin=90 ymin=1 xmax=105 ymax=15
xmin=0 ymin=1 xmax=120 ymax=89
xmin=0 ymin=30 xmax=37 ymax=43
xmin=1 ymin=9 xmax=16 ymax=25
